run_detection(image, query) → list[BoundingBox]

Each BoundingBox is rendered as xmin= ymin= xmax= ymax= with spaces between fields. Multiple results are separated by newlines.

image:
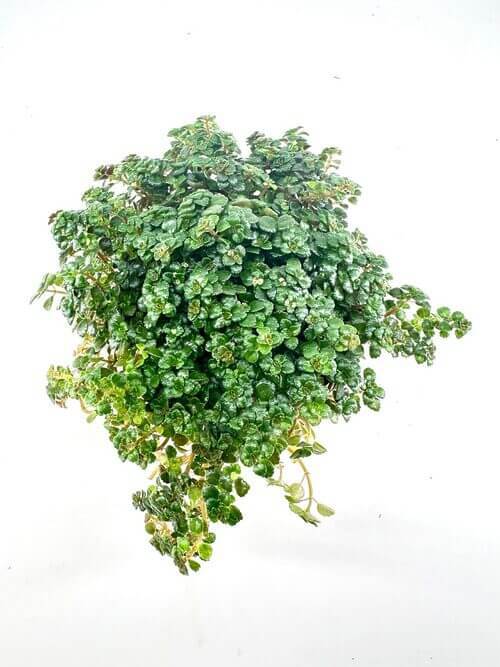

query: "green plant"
xmin=33 ymin=116 xmax=470 ymax=574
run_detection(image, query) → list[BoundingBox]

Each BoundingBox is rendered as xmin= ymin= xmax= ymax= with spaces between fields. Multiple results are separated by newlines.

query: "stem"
xmin=79 ymin=398 xmax=92 ymax=415
xmin=97 ymin=252 xmax=112 ymax=264
xmin=384 ymin=305 xmax=399 ymax=318
xmin=153 ymin=517 xmax=171 ymax=536
xmin=135 ymin=428 xmax=158 ymax=445
xmin=156 ymin=437 xmax=169 ymax=452
xmin=184 ymin=451 xmax=195 ymax=475
xmin=148 ymin=465 xmax=160 ymax=480
xmin=199 ymin=497 xmax=209 ymax=525
xmin=296 ymin=458 xmax=313 ymax=512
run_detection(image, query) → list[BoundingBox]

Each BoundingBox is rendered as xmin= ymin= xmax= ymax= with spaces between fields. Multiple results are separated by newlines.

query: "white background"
xmin=1 ymin=1 xmax=499 ymax=665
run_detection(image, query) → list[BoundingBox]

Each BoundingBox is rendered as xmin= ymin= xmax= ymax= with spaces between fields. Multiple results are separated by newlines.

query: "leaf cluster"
xmin=34 ymin=116 xmax=470 ymax=573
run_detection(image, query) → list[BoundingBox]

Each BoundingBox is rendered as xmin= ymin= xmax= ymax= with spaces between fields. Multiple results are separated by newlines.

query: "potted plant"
xmin=33 ymin=116 xmax=470 ymax=573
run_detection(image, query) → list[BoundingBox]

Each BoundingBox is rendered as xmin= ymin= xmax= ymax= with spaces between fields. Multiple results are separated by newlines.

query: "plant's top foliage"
xmin=34 ymin=116 xmax=470 ymax=574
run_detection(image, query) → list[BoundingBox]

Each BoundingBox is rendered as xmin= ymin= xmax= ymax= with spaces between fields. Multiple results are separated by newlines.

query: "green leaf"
xmin=289 ymin=502 xmax=303 ymax=516
xmin=255 ymin=380 xmax=274 ymax=401
xmin=249 ymin=299 xmax=267 ymax=312
xmin=198 ymin=543 xmax=213 ymax=561
xmin=267 ymin=478 xmax=285 ymax=487
xmin=176 ymin=536 xmax=190 ymax=553
xmin=226 ymin=505 xmax=243 ymax=525
xmin=302 ymin=342 xmax=319 ymax=359
xmin=316 ymin=503 xmax=335 ymax=517
xmin=289 ymin=503 xmax=319 ymax=526
xmin=235 ymin=477 xmax=250 ymax=497
xmin=290 ymin=446 xmax=313 ymax=459
xmin=258 ymin=216 xmax=277 ymax=233
xmin=188 ymin=559 xmax=201 ymax=572
xmin=241 ymin=314 xmax=258 ymax=328
xmin=42 ymin=295 xmax=54 ymax=311
xmin=189 ymin=517 xmax=203 ymax=534
xmin=437 ymin=306 xmax=451 ymax=318
xmin=286 ymin=482 xmax=304 ymax=501
xmin=188 ymin=486 xmax=202 ymax=504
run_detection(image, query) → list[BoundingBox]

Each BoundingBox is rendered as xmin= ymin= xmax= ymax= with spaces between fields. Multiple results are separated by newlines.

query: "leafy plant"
xmin=33 ymin=116 xmax=470 ymax=573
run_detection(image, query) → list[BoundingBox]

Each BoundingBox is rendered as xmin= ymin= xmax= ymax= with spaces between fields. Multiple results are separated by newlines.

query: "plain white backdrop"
xmin=1 ymin=1 xmax=499 ymax=665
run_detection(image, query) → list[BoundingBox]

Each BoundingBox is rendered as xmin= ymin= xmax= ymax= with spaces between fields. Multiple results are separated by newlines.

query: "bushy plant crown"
xmin=34 ymin=116 xmax=470 ymax=573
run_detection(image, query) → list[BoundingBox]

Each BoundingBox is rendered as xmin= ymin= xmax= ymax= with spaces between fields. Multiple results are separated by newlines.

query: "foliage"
xmin=33 ymin=116 xmax=470 ymax=574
